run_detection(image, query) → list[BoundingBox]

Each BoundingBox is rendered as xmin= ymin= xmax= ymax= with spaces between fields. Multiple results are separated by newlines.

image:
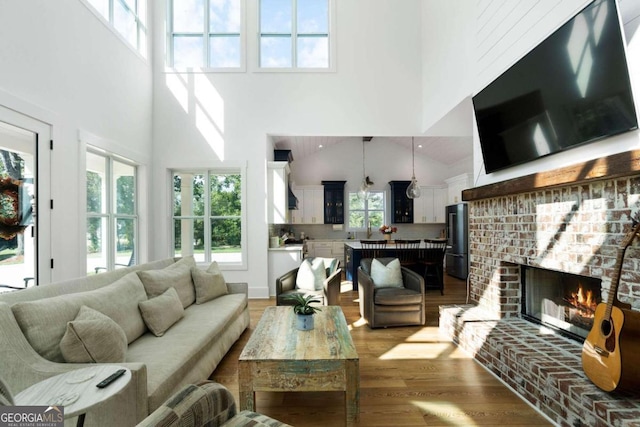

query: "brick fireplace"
xmin=439 ymin=155 xmax=640 ymax=426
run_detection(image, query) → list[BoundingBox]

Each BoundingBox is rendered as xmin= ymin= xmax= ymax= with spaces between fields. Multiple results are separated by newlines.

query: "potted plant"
xmin=286 ymin=294 xmax=321 ymax=331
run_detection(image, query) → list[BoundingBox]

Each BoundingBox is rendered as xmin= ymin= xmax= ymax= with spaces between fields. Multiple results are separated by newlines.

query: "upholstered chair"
xmin=275 ymin=257 xmax=342 ymax=306
xmin=357 ymin=257 xmax=425 ymax=328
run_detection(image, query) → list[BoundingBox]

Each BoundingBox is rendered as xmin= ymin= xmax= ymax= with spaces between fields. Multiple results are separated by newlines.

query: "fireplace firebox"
xmin=521 ymin=266 xmax=602 ymax=341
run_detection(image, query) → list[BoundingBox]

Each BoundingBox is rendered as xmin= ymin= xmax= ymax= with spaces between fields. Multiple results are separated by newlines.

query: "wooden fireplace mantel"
xmin=462 ymin=149 xmax=640 ymax=201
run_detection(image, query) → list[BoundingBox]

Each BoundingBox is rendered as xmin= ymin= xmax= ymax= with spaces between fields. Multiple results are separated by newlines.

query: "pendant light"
xmin=358 ymin=137 xmax=373 ymax=200
xmin=406 ymin=137 xmax=421 ymax=199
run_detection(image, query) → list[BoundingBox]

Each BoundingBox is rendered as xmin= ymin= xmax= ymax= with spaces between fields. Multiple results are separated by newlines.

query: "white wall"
xmin=471 ymin=0 xmax=640 ymax=187
xmin=421 ymin=0 xmax=474 ymax=133
xmin=151 ymin=0 xmax=426 ymax=297
xmin=0 ymin=0 xmax=153 ymax=281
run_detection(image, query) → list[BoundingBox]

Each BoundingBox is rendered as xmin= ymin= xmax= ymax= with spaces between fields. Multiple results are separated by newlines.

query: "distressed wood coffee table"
xmin=239 ymin=305 xmax=359 ymax=425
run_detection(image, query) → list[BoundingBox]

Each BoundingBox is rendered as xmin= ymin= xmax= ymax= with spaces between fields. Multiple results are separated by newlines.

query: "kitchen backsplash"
xmin=269 ymin=223 xmax=445 ymax=241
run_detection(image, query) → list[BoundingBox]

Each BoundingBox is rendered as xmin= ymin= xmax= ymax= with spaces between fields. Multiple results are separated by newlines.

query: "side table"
xmin=15 ymin=366 xmax=131 ymax=427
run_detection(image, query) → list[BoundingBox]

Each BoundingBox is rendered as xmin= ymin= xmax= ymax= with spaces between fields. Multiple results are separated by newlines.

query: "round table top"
xmin=15 ymin=366 xmax=131 ymax=418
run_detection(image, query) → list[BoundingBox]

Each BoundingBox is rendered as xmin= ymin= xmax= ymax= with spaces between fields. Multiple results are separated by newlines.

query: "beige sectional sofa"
xmin=0 ymin=256 xmax=250 ymax=426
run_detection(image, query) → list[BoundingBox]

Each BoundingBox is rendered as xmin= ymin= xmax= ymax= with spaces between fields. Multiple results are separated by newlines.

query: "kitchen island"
xmin=344 ymin=240 xmax=446 ymax=290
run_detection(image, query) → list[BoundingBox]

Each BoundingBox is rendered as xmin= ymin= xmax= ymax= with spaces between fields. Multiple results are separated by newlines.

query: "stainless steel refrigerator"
xmin=445 ymin=203 xmax=468 ymax=279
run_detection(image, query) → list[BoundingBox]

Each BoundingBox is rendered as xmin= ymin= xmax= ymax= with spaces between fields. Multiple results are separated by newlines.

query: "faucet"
xmin=366 ymin=222 xmax=372 ymax=239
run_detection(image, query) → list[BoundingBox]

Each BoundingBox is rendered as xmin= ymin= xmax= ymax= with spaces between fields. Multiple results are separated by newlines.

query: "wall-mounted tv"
xmin=473 ymin=0 xmax=638 ymax=174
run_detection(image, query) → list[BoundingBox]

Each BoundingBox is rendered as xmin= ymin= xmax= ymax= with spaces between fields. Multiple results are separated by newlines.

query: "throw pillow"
xmin=137 ymin=256 xmax=196 ymax=308
xmin=370 ymin=258 xmax=403 ymax=288
xmin=60 ymin=306 xmax=127 ymax=363
xmin=138 ymin=287 xmax=184 ymax=337
xmin=295 ymin=258 xmax=327 ymax=291
xmin=191 ymin=261 xmax=228 ymax=304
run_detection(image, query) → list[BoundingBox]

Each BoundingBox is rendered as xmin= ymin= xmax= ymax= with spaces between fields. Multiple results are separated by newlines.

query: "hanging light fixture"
xmin=358 ymin=137 xmax=373 ymax=200
xmin=406 ymin=137 xmax=421 ymax=199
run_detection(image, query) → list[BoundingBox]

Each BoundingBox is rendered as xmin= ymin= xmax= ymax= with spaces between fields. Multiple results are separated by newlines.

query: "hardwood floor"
xmin=211 ymin=276 xmax=554 ymax=426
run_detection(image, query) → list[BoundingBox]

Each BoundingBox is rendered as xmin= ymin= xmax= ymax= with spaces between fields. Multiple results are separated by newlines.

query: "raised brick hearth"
xmin=439 ymin=174 xmax=640 ymax=426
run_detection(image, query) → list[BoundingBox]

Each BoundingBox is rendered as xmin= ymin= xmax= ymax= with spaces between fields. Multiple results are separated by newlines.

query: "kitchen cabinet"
xmin=414 ymin=186 xmax=447 ymax=223
xmin=389 ymin=181 xmax=413 ymax=224
xmin=322 ymin=181 xmax=346 ymax=224
xmin=306 ymin=240 xmax=346 ymax=260
xmin=301 ymin=186 xmax=324 ymax=224
xmin=290 ymin=187 xmax=304 ymax=224
xmin=312 ymin=242 xmax=333 ymax=258
xmin=267 ymin=162 xmax=290 ymax=224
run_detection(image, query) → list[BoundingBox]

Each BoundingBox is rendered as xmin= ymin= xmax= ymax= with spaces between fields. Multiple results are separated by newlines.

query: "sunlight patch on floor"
xmin=412 ymin=401 xmax=477 ymax=426
xmin=379 ymin=342 xmax=472 ymax=360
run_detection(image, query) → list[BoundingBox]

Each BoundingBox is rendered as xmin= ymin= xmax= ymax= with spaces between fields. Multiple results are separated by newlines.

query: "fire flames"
xmin=566 ymin=283 xmax=598 ymax=317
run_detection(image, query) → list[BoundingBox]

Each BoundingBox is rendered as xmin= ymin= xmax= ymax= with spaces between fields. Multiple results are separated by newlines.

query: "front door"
xmin=0 ymin=107 xmax=51 ymax=289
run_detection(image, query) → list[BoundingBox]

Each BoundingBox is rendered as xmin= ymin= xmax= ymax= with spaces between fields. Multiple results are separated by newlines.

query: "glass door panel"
xmin=0 ymin=121 xmax=36 ymax=290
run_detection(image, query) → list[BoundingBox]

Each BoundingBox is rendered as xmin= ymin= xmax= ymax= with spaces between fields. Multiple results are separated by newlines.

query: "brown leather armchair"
xmin=276 ymin=258 xmax=342 ymax=306
xmin=357 ymin=257 xmax=425 ymax=328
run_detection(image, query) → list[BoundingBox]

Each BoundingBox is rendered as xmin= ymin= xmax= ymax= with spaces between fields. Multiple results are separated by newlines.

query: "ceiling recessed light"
xmin=418 ymin=144 xmax=423 ymax=149
xmin=318 ymin=144 xmax=323 ymax=149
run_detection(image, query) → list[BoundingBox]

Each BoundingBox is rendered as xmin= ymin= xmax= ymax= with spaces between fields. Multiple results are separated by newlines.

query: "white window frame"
xmin=171 ymin=166 xmax=247 ymax=270
xmin=257 ymin=0 xmax=336 ymax=72
xmin=86 ymin=147 xmax=139 ymax=273
xmin=167 ymin=0 xmax=247 ymax=72
xmin=80 ymin=0 xmax=148 ymax=60
xmin=348 ymin=191 xmax=386 ymax=231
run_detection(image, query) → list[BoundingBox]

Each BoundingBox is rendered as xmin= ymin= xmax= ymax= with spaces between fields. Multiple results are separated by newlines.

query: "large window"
xmin=169 ymin=0 xmax=244 ymax=69
xmin=84 ymin=0 xmax=148 ymax=57
xmin=172 ymin=170 xmax=245 ymax=267
xmin=86 ymin=150 xmax=138 ymax=274
xmin=348 ymin=191 xmax=385 ymax=230
xmin=259 ymin=0 xmax=332 ymax=69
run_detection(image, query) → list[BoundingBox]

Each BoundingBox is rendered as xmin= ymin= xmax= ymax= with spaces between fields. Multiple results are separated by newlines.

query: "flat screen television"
xmin=473 ymin=0 xmax=638 ymax=174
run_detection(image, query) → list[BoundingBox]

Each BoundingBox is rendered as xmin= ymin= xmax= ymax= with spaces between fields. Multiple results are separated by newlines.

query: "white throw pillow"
xmin=295 ymin=258 xmax=327 ymax=291
xmin=370 ymin=258 xmax=403 ymax=288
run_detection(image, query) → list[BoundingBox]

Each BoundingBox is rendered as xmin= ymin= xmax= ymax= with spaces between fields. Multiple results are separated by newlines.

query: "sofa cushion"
xmin=295 ymin=258 xmax=326 ymax=291
xmin=370 ymin=258 xmax=403 ymax=288
xmin=60 ymin=305 xmax=127 ymax=363
xmin=11 ymin=271 xmax=148 ymax=362
xmin=192 ymin=262 xmax=228 ymax=304
xmin=137 ymin=256 xmax=196 ymax=308
xmin=139 ymin=287 xmax=184 ymax=337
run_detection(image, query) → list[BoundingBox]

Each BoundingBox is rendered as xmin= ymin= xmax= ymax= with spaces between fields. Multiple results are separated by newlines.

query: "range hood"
xmin=288 ymin=186 xmax=299 ymax=210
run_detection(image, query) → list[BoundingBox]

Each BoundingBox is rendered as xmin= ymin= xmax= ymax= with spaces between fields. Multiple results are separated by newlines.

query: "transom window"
xmin=348 ymin=191 xmax=386 ymax=230
xmin=84 ymin=0 xmax=148 ymax=57
xmin=86 ymin=149 xmax=138 ymax=274
xmin=259 ymin=0 xmax=332 ymax=69
xmin=169 ymin=0 xmax=244 ymax=69
xmin=172 ymin=170 xmax=246 ymax=267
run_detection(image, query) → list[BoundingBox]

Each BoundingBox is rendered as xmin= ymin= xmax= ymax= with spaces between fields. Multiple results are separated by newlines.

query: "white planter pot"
xmin=295 ymin=313 xmax=314 ymax=331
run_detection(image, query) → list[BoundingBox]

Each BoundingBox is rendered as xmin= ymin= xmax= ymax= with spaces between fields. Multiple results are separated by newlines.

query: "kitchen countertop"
xmin=268 ymin=244 xmax=304 ymax=251
xmin=343 ymin=240 xmax=446 ymax=249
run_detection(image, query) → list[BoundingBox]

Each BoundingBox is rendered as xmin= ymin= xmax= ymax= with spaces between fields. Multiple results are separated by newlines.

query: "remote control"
xmin=96 ymin=369 xmax=126 ymax=388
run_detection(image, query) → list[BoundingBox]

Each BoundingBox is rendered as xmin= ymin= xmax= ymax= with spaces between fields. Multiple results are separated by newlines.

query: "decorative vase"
xmin=295 ymin=313 xmax=314 ymax=331
xmin=383 ymin=233 xmax=392 ymax=241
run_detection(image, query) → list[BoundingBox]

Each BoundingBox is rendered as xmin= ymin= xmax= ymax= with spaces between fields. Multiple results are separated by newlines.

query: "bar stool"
xmin=421 ymin=239 xmax=447 ymax=295
xmin=360 ymin=240 xmax=387 ymax=259
xmin=394 ymin=239 xmax=421 ymax=271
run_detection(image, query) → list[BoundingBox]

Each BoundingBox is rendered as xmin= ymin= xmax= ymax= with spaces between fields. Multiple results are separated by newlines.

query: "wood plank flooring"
xmin=211 ymin=276 xmax=554 ymax=426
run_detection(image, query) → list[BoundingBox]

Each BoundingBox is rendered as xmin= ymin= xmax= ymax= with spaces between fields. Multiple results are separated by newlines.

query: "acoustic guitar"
xmin=581 ymin=218 xmax=640 ymax=392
